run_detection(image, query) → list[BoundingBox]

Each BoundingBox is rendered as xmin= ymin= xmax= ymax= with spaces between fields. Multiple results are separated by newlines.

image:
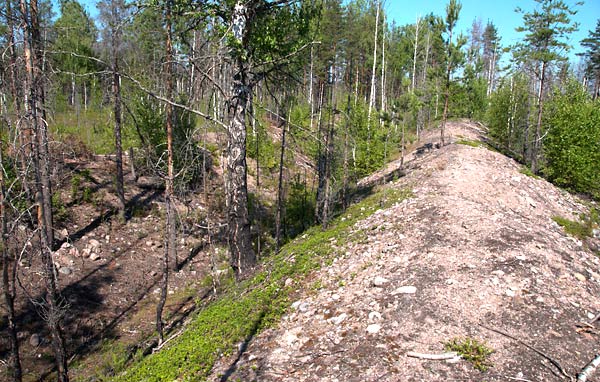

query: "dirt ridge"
xmin=211 ymin=121 xmax=600 ymax=382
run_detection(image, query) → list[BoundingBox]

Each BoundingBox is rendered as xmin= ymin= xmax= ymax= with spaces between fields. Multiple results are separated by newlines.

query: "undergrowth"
xmin=109 ymin=187 xmax=413 ymax=381
xmin=444 ymin=337 xmax=494 ymax=372
xmin=553 ymin=208 xmax=599 ymax=240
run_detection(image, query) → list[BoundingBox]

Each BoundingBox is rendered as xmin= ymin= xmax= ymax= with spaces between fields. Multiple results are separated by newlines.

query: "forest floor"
xmin=207 ymin=121 xmax=600 ymax=382
xmin=2 ymin=147 xmax=228 ymax=381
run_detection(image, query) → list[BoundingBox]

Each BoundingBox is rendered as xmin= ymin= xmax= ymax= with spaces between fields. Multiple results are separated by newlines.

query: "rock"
xmin=593 ymin=228 xmax=600 ymax=239
xmin=574 ymin=273 xmax=586 ymax=282
xmin=506 ymin=289 xmax=516 ymax=297
xmin=69 ymin=247 xmax=80 ymax=257
xmin=328 ymin=313 xmax=347 ymax=325
xmin=59 ymin=228 xmax=69 ymax=238
xmin=82 ymin=247 xmax=92 ymax=258
xmin=366 ymin=324 xmax=381 ymax=334
xmin=89 ymin=239 xmax=101 ymax=248
xmin=60 ymin=242 xmax=72 ymax=250
xmin=29 ymin=333 xmax=41 ymax=347
xmin=393 ymin=285 xmax=417 ymax=294
xmin=586 ymin=238 xmax=600 ymax=253
xmin=372 ymin=276 xmax=390 ymax=287
xmin=89 ymin=253 xmax=100 ymax=261
xmin=146 ymin=240 xmax=154 ymax=247
xmin=368 ymin=311 xmax=382 ymax=321
xmin=284 ymin=278 xmax=294 ymax=287
xmin=59 ymin=267 xmax=72 ymax=275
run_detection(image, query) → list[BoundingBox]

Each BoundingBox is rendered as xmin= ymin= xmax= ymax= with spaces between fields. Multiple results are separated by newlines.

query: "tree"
xmin=482 ymin=21 xmax=501 ymax=96
xmin=20 ymin=0 xmax=69 ymax=379
xmin=216 ymin=0 xmax=313 ymax=278
xmin=440 ymin=0 xmax=465 ymax=145
xmin=98 ymin=0 xmax=130 ymax=221
xmin=580 ymin=19 xmax=600 ymax=99
xmin=52 ymin=0 xmax=98 ymax=108
xmin=513 ymin=0 xmax=580 ymax=173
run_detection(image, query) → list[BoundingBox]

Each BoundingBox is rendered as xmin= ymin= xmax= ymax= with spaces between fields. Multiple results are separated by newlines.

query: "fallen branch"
xmin=406 ymin=351 xmax=459 ymax=360
xmin=480 ymin=324 xmax=570 ymax=379
xmin=577 ymin=354 xmax=600 ymax=382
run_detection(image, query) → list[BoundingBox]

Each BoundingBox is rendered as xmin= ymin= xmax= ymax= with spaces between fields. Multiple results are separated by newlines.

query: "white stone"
xmin=366 ymin=324 xmax=381 ymax=334
xmin=328 ymin=313 xmax=347 ymax=325
xmin=372 ymin=276 xmax=390 ymax=287
xmin=368 ymin=311 xmax=382 ymax=321
xmin=89 ymin=253 xmax=100 ymax=261
xmin=89 ymin=239 xmax=100 ymax=248
xmin=394 ymin=286 xmax=417 ymax=294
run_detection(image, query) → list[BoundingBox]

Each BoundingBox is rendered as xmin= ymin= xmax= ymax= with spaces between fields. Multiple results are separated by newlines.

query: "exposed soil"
xmin=209 ymin=121 xmax=600 ymax=382
xmin=0 ymin=151 xmax=225 ymax=381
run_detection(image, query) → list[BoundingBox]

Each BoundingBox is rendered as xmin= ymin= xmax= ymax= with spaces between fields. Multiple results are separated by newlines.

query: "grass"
xmin=456 ymin=139 xmax=482 ymax=148
xmin=444 ymin=337 xmax=494 ymax=372
xmin=109 ymin=186 xmax=413 ymax=382
xmin=519 ymin=166 xmax=542 ymax=179
xmin=553 ymin=208 xmax=599 ymax=240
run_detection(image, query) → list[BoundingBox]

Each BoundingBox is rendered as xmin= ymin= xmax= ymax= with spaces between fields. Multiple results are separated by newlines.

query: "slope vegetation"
xmin=208 ymin=121 xmax=600 ymax=381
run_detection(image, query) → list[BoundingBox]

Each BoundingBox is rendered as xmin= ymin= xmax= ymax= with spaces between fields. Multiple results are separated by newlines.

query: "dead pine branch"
xmin=480 ymin=324 xmax=571 ymax=380
xmin=577 ymin=354 xmax=600 ymax=382
xmin=406 ymin=351 xmax=460 ymax=361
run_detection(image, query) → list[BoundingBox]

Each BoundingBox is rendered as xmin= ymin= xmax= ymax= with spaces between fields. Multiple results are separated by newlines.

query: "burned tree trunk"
xmin=20 ymin=0 xmax=68 ymax=379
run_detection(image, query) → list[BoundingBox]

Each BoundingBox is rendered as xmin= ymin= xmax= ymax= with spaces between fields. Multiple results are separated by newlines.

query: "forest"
xmin=0 ymin=0 xmax=599 ymax=381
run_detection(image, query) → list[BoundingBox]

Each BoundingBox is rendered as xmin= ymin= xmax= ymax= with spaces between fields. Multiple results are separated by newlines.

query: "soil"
xmin=208 ymin=121 xmax=600 ymax=382
xmin=0 ymin=150 xmax=225 ymax=381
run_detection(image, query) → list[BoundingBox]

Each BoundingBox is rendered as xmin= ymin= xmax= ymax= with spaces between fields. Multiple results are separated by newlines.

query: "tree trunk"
xmin=412 ymin=16 xmax=420 ymax=92
xmin=367 ymin=0 xmax=380 ymax=122
xmin=531 ymin=61 xmax=546 ymax=174
xmin=157 ymin=0 xmax=176 ymax=344
xmin=21 ymin=0 xmax=67 ymax=379
xmin=112 ymin=38 xmax=125 ymax=221
xmin=1 ymin=139 xmax=22 ymax=382
xmin=441 ymin=26 xmax=454 ymax=147
xmin=275 ymin=109 xmax=288 ymax=252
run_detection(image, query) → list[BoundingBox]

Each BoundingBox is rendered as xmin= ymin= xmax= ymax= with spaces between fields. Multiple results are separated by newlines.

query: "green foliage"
xmin=553 ymin=209 xmax=599 ymax=240
xmin=456 ymin=139 xmax=481 ymax=148
xmin=444 ymin=337 xmax=494 ymax=371
xmin=543 ymin=80 xmax=600 ymax=198
xmin=284 ymin=176 xmax=316 ymax=239
xmin=486 ymin=74 xmax=531 ymax=161
xmin=111 ymin=186 xmax=412 ymax=381
xmin=132 ymin=96 xmax=206 ymax=194
xmin=247 ymin=118 xmax=278 ymax=172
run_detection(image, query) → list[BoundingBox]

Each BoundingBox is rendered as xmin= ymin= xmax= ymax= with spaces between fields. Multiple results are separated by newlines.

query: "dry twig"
xmin=480 ymin=324 xmax=571 ymax=379
xmin=406 ymin=351 xmax=460 ymax=360
xmin=577 ymin=354 xmax=600 ymax=382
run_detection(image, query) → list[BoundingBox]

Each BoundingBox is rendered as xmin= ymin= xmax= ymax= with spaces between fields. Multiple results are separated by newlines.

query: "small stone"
xmin=506 ymin=289 xmax=516 ymax=297
xmin=59 ymin=267 xmax=72 ymax=275
xmin=59 ymin=228 xmax=69 ymax=238
xmin=89 ymin=253 xmax=100 ymax=261
xmin=328 ymin=313 xmax=347 ymax=325
xmin=593 ymin=228 xmax=600 ymax=239
xmin=394 ymin=286 xmax=417 ymax=294
xmin=372 ymin=276 xmax=390 ymax=287
xmin=284 ymin=278 xmax=294 ymax=287
xmin=60 ymin=242 xmax=72 ymax=250
xmin=89 ymin=239 xmax=100 ymax=248
xmin=69 ymin=247 xmax=79 ymax=257
xmin=29 ymin=334 xmax=41 ymax=347
xmin=331 ymin=294 xmax=340 ymax=301
xmin=146 ymin=240 xmax=154 ymax=247
xmin=366 ymin=324 xmax=381 ymax=334
xmin=82 ymin=247 xmax=92 ymax=257
xmin=588 ymin=312 xmax=596 ymax=320
xmin=574 ymin=273 xmax=586 ymax=282
xmin=368 ymin=311 xmax=382 ymax=321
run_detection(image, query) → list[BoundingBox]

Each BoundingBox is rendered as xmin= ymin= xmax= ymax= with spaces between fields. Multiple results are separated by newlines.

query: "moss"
xmin=111 ymin=186 xmax=413 ymax=382
xmin=553 ymin=209 xmax=599 ymax=240
xmin=519 ymin=166 xmax=541 ymax=179
xmin=444 ymin=337 xmax=494 ymax=372
xmin=456 ymin=139 xmax=481 ymax=148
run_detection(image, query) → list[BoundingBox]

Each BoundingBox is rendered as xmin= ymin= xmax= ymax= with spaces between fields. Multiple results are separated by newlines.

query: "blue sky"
xmin=385 ymin=0 xmax=600 ymax=63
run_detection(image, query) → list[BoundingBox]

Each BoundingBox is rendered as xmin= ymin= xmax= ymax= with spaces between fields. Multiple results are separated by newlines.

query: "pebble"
xmin=368 ymin=311 xmax=382 ymax=321
xmin=89 ymin=253 xmax=100 ymax=261
xmin=366 ymin=324 xmax=381 ymax=334
xmin=372 ymin=276 xmax=390 ymax=287
xmin=59 ymin=267 xmax=72 ymax=275
xmin=393 ymin=286 xmax=417 ymax=294
xmin=328 ymin=313 xmax=347 ymax=325
xmin=29 ymin=333 xmax=41 ymax=347
xmin=89 ymin=239 xmax=100 ymax=248
xmin=574 ymin=273 xmax=586 ymax=282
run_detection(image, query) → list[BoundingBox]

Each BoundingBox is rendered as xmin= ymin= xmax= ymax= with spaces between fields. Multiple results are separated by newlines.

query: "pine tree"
xmin=581 ymin=19 xmax=600 ymax=99
xmin=513 ymin=0 xmax=580 ymax=173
